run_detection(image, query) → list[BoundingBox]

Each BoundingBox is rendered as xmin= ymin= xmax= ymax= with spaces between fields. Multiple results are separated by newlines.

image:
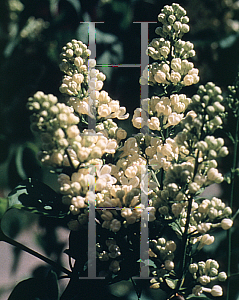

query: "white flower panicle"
xmin=25 ymin=3 xmax=233 ymax=293
xmin=140 ymin=3 xmax=199 ymax=88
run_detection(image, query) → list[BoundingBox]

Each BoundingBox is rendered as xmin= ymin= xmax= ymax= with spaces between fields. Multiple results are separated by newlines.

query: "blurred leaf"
xmin=8 ymin=270 xmax=58 ymax=300
xmin=0 ymin=197 xmax=8 ymax=219
xmin=0 ymin=134 xmax=10 ymax=163
xmin=8 ymin=178 xmax=68 ymax=218
xmin=186 ymin=294 xmax=211 ymax=299
xmin=8 ymin=142 xmax=43 ymax=189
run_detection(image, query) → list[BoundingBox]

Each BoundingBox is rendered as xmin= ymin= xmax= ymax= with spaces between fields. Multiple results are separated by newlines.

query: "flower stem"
xmin=227 ymin=113 xmax=239 ymax=300
xmin=178 ymin=195 xmax=192 ymax=291
xmin=130 ymin=278 xmax=141 ymax=300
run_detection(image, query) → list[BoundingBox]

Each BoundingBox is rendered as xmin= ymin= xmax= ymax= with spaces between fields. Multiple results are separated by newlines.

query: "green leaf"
xmin=0 ymin=197 xmax=8 ymax=219
xmin=136 ymin=259 xmax=157 ymax=268
xmin=186 ymin=294 xmax=211 ymax=299
xmin=8 ymin=178 xmax=69 ymax=218
xmin=168 ymin=221 xmax=183 ymax=237
xmin=8 ymin=270 xmax=59 ymax=300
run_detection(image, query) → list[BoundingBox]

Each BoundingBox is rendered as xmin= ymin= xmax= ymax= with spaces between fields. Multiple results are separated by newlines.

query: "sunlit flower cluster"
xmin=59 ymin=40 xmax=128 ymax=124
xmin=140 ymin=3 xmax=199 ymax=88
xmin=27 ymin=91 xmax=79 ymax=166
xmin=189 ymin=259 xmax=226 ymax=297
xmin=24 ymin=3 xmax=235 ymax=297
xmin=132 ymin=94 xmax=192 ymax=130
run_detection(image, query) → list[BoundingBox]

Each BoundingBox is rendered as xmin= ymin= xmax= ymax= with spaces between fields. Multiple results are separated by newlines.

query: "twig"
xmin=130 ymin=278 xmax=141 ymax=300
xmin=227 ymin=112 xmax=239 ymax=300
xmin=0 ymin=227 xmax=72 ymax=277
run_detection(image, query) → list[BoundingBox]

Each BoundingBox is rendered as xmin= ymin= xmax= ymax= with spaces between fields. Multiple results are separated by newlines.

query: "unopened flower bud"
xmin=157 ymin=238 xmax=166 ymax=246
xmin=218 ymin=146 xmax=229 ymax=157
xmin=189 ymin=263 xmax=198 ymax=274
xmin=199 ymin=275 xmax=210 ymax=285
xmin=218 ymin=272 xmax=227 ymax=281
xmin=173 ymin=21 xmax=182 ymax=31
xmin=164 ymin=260 xmax=174 ymax=271
xmin=181 ymin=24 xmax=190 ymax=33
xmin=211 ymin=285 xmax=223 ymax=297
xmin=165 ymin=241 xmax=177 ymax=252
xmin=221 ymin=218 xmax=233 ymax=230
xmin=223 ymin=206 xmax=232 ymax=216
xmin=198 ymin=234 xmax=214 ymax=250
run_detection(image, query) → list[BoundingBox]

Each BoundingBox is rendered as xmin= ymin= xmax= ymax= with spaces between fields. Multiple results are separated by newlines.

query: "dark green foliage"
xmin=8 ymin=178 xmax=68 ymax=218
xmin=8 ymin=270 xmax=58 ymax=300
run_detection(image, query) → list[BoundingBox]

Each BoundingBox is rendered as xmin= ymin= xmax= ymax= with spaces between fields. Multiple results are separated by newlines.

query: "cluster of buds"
xmin=176 ymin=197 xmax=234 ymax=246
xmin=185 ymin=82 xmax=225 ymax=134
xmin=196 ymin=135 xmax=229 ymax=161
xmin=156 ymin=3 xmax=190 ymax=39
xmin=189 ymin=259 xmax=227 ymax=297
xmin=140 ymin=3 xmax=199 ymax=88
xmin=27 ymin=91 xmax=80 ymax=166
xmin=20 ymin=17 xmax=49 ymax=41
xmin=27 ymin=92 xmax=119 ymax=168
xmin=149 ymin=238 xmax=177 ymax=289
xmin=195 ymin=197 xmax=232 ymax=222
xmin=96 ymin=239 xmax=121 ymax=273
xmin=132 ymin=94 xmax=192 ymax=130
xmin=59 ymin=40 xmax=128 ymax=123
xmin=149 ymin=137 xmax=179 ymax=171
xmin=59 ymin=40 xmax=90 ymax=78
xmin=141 ymin=59 xmax=199 ymax=88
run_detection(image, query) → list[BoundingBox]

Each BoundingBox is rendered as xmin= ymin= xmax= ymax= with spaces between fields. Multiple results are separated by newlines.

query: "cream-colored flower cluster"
xmin=27 ymin=91 xmax=119 ymax=167
xmin=147 ymin=137 xmax=179 ymax=171
xmin=56 ymin=136 xmax=157 ymax=231
xmin=97 ymin=239 xmax=121 ymax=273
xmin=132 ymin=94 xmax=191 ymax=130
xmin=149 ymin=238 xmax=177 ymax=288
xmin=20 ymin=17 xmax=49 ymax=41
xmin=59 ymin=39 xmax=90 ymax=78
xmin=25 ymin=3 xmax=234 ymax=292
xmin=140 ymin=3 xmax=199 ymax=88
xmin=59 ymin=40 xmax=128 ymax=124
xmin=27 ymin=91 xmax=79 ymax=166
xmin=189 ymin=259 xmax=226 ymax=297
xmin=156 ymin=3 xmax=190 ymax=39
xmin=183 ymin=82 xmax=225 ymax=134
xmin=141 ymin=58 xmax=199 ymax=87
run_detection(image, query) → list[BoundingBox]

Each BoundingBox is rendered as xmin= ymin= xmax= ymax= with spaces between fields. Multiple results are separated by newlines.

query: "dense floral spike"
xmin=23 ymin=3 xmax=235 ymax=298
xmin=140 ymin=3 xmax=199 ymax=89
